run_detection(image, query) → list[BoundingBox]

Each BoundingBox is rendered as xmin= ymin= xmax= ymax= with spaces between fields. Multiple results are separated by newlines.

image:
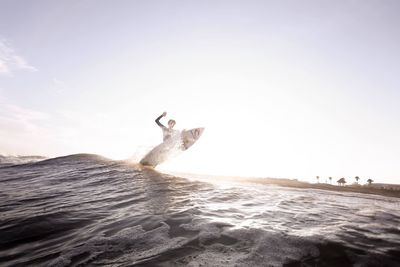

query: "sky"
xmin=1 ymin=0 xmax=400 ymax=184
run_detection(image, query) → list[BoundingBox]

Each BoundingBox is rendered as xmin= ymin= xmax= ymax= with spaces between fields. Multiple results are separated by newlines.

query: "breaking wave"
xmin=0 ymin=154 xmax=399 ymax=266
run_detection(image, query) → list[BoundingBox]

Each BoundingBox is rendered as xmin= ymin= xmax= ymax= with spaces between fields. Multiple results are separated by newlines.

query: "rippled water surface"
xmin=1 ymin=154 xmax=399 ymax=266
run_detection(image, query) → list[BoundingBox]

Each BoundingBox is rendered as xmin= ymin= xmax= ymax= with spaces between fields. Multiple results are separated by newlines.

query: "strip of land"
xmin=238 ymin=177 xmax=400 ymax=198
xmin=169 ymin=171 xmax=400 ymax=199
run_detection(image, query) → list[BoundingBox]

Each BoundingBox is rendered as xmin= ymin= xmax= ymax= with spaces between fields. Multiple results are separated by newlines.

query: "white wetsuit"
xmin=161 ymin=127 xmax=179 ymax=141
xmin=155 ymin=114 xmax=179 ymax=141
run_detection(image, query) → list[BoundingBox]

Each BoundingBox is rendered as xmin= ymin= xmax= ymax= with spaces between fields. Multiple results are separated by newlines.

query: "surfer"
xmin=140 ymin=113 xmax=203 ymax=166
xmin=155 ymin=112 xmax=179 ymax=141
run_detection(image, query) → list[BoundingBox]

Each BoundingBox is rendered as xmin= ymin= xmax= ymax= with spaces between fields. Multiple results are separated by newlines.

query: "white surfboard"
xmin=140 ymin=127 xmax=204 ymax=167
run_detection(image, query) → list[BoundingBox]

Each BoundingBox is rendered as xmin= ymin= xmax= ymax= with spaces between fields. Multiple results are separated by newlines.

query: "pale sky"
xmin=1 ymin=0 xmax=400 ymax=184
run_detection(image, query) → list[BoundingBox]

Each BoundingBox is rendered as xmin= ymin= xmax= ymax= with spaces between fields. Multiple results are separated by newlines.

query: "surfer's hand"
xmin=162 ymin=112 xmax=167 ymax=117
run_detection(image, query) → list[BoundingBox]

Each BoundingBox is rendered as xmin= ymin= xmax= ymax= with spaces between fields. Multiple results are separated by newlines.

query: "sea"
xmin=0 ymin=154 xmax=399 ymax=267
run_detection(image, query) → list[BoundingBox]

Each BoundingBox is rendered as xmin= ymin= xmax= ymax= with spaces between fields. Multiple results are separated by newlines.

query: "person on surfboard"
xmin=155 ymin=112 xmax=179 ymax=141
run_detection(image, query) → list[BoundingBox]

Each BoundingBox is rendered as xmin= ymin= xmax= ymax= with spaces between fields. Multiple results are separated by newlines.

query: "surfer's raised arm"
xmin=155 ymin=112 xmax=167 ymax=128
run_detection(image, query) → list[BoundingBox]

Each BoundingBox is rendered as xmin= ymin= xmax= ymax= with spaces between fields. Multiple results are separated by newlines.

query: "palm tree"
xmin=367 ymin=178 xmax=373 ymax=185
xmin=355 ymin=176 xmax=360 ymax=184
xmin=337 ymin=177 xmax=346 ymax=186
xmin=329 ymin=177 xmax=332 ymax=184
xmin=316 ymin=176 xmax=320 ymax=183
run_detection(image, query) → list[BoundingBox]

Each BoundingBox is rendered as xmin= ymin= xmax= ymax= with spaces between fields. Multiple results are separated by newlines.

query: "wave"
xmin=30 ymin=153 xmax=111 ymax=166
xmin=0 ymin=153 xmax=399 ymax=266
xmin=0 ymin=155 xmax=47 ymax=167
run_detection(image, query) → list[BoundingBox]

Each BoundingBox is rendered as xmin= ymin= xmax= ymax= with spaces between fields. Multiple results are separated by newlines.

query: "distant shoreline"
xmin=170 ymin=171 xmax=400 ymax=199
xmin=240 ymin=177 xmax=400 ymax=199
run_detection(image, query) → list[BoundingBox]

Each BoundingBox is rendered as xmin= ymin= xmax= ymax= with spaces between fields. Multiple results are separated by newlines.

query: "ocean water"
xmin=0 ymin=154 xmax=399 ymax=267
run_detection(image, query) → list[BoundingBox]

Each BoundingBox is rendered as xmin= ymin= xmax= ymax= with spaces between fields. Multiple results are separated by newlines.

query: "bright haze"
xmin=1 ymin=0 xmax=399 ymax=184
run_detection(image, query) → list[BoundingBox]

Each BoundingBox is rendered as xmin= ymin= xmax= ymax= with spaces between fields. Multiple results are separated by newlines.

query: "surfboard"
xmin=140 ymin=127 xmax=204 ymax=167
xmin=181 ymin=128 xmax=204 ymax=150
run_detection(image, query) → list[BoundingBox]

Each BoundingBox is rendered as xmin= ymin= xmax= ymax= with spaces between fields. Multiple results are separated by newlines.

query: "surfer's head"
xmin=168 ymin=119 xmax=176 ymax=128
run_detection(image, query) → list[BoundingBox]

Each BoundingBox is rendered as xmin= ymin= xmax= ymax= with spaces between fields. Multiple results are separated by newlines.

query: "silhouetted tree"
xmin=355 ymin=176 xmax=360 ymax=184
xmin=329 ymin=177 xmax=332 ymax=184
xmin=316 ymin=176 xmax=320 ymax=183
xmin=367 ymin=178 xmax=373 ymax=185
xmin=337 ymin=177 xmax=346 ymax=186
